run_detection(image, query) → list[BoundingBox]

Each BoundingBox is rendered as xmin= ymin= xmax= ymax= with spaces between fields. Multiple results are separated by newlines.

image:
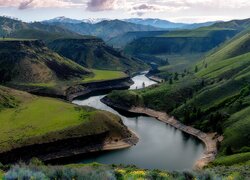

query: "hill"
xmin=0 ymin=16 xmax=83 ymax=41
xmin=105 ymin=29 xmax=250 ymax=165
xmin=0 ymin=86 xmax=134 ymax=163
xmin=0 ymin=40 xmax=91 ymax=85
xmin=48 ymin=38 xmax=148 ymax=73
xmin=124 ymin=28 xmax=238 ymax=55
xmin=107 ymin=31 xmax=168 ymax=48
xmin=124 ymin=18 xmax=216 ymax=29
xmin=43 ymin=19 xmax=160 ymax=41
xmin=211 ymin=18 xmax=250 ymax=30
xmin=122 ymin=27 xmax=238 ymax=71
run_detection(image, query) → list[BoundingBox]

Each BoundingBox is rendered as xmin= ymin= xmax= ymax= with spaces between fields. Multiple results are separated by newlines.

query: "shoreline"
xmin=42 ymin=128 xmax=139 ymax=164
xmin=147 ymin=75 xmax=164 ymax=83
xmin=0 ymin=128 xmax=138 ymax=164
xmin=101 ymin=97 xmax=221 ymax=170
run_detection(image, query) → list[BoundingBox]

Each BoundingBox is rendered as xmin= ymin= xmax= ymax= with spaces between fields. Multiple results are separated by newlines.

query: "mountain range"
xmin=42 ymin=17 xmax=219 ymax=41
xmin=44 ymin=17 xmax=217 ymax=30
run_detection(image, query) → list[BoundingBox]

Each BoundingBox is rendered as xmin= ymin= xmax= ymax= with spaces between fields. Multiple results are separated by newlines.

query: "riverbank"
xmin=66 ymin=77 xmax=133 ymax=101
xmin=6 ymin=76 xmax=133 ymax=101
xmin=42 ymin=129 xmax=139 ymax=164
xmin=0 ymin=85 xmax=139 ymax=164
xmin=101 ymin=97 xmax=221 ymax=169
xmin=147 ymin=75 xmax=164 ymax=83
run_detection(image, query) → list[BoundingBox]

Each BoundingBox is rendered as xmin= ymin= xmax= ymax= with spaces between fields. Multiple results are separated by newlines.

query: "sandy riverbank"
xmin=101 ymin=98 xmax=222 ymax=169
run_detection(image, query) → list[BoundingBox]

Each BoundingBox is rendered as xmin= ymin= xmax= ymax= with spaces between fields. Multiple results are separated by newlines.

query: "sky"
xmin=0 ymin=0 xmax=250 ymax=23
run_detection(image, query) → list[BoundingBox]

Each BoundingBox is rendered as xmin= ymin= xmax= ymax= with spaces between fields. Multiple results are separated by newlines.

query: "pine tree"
xmin=169 ymin=78 xmax=173 ymax=84
xmin=195 ymin=66 xmax=198 ymax=73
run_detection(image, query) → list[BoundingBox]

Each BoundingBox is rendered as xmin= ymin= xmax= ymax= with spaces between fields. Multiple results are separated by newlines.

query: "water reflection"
xmin=72 ymin=74 xmax=204 ymax=171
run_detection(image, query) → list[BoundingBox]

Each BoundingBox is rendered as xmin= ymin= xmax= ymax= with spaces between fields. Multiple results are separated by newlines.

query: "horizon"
xmin=1 ymin=14 xmax=250 ymax=24
xmin=0 ymin=0 xmax=250 ymax=23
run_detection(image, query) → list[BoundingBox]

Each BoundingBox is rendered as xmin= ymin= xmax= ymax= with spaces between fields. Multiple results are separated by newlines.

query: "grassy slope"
xmin=82 ymin=69 xmax=127 ymax=83
xmin=106 ymin=28 xmax=250 ymax=166
xmin=0 ymin=86 xmax=130 ymax=153
xmin=0 ymin=170 xmax=3 ymax=180
xmin=212 ymin=152 xmax=250 ymax=166
xmin=124 ymin=27 xmax=238 ymax=74
xmin=0 ymin=40 xmax=91 ymax=84
xmin=48 ymin=38 xmax=148 ymax=74
xmin=124 ymin=28 xmax=238 ymax=55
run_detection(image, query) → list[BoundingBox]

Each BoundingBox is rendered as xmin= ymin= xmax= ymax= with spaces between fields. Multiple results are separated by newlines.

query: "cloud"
xmin=18 ymin=0 xmax=33 ymax=9
xmin=133 ymin=4 xmax=159 ymax=11
xmin=130 ymin=2 xmax=188 ymax=16
xmin=0 ymin=0 xmax=83 ymax=9
xmin=86 ymin=0 xmax=118 ymax=11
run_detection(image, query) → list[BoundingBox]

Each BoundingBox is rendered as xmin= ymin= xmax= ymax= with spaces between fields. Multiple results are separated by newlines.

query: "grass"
xmin=0 ymin=170 xmax=3 ymax=180
xmin=16 ymin=82 xmax=56 ymax=88
xmin=197 ymin=52 xmax=250 ymax=79
xmin=106 ymin=28 xmax=250 ymax=162
xmin=221 ymin=106 xmax=250 ymax=152
xmin=0 ymin=97 xmax=91 ymax=152
xmin=0 ymin=38 xmax=36 ymax=41
xmin=212 ymin=152 xmax=250 ymax=166
xmin=82 ymin=69 xmax=127 ymax=83
xmin=159 ymin=28 xmax=235 ymax=38
xmin=0 ymin=86 xmax=129 ymax=153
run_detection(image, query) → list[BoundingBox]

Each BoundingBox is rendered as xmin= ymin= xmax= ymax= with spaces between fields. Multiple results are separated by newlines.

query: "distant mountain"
xmin=43 ymin=19 xmax=161 ymax=41
xmin=123 ymin=18 xmax=217 ymax=29
xmin=81 ymin=18 xmax=109 ymax=24
xmin=41 ymin=17 xmax=220 ymax=41
xmin=211 ymin=18 xmax=250 ymax=30
xmin=43 ymin=16 xmax=83 ymax=24
xmin=0 ymin=16 xmax=28 ymax=36
xmin=0 ymin=16 xmax=83 ymax=41
xmin=43 ymin=17 xmax=109 ymax=24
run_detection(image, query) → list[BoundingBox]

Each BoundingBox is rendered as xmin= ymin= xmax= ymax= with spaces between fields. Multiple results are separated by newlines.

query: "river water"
xmin=72 ymin=72 xmax=204 ymax=171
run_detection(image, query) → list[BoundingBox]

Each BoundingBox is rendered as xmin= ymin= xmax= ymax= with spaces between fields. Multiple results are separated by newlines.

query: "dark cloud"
xmin=133 ymin=4 xmax=159 ymax=11
xmin=18 ymin=0 xmax=33 ymax=9
xmin=87 ymin=0 xmax=116 ymax=11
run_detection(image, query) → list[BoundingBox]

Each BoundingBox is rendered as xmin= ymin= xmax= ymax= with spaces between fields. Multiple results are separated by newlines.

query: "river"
xmin=72 ymin=72 xmax=204 ymax=171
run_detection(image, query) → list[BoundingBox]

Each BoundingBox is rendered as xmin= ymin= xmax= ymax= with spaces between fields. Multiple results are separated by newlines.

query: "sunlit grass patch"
xmin=82 ymin=69 xmax=127 ymax=83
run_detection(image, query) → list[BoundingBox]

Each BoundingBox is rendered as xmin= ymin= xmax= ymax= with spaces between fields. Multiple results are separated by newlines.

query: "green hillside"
xmin=0 ymin=40 xmax=91 ymax=85
xmin=124 ymin=29 xmax=238 ymax=55
xmin=82 ymin=69 xmax=127 ymax=83
xmin=108 ymin=31 xmax=168 ymax=48
xmin=106 ymin=29 xmax=250 ymax=165
xmin=48 ymin=38 xmax=148 ymax=73
xmin=0 ymin=85 xmax=132 ymax=157
xmin=10 ymin=29 xmax=83 ymax=42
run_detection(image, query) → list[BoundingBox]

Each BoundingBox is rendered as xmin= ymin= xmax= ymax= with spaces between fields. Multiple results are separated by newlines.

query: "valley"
xmin=0 ymin=14 xmax=249 ymax=179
